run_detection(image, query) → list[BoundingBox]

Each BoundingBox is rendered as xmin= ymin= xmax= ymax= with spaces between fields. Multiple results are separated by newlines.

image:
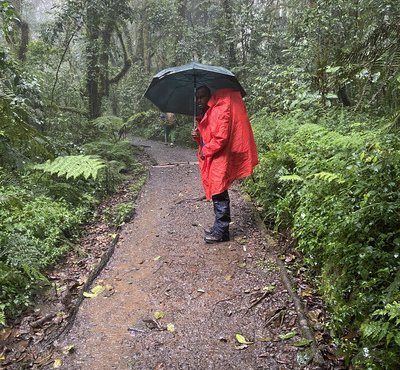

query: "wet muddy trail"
xmin=42 ymin=138 xmax=325 ymax=370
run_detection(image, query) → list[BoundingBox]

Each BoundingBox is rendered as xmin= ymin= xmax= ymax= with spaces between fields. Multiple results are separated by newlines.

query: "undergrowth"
xmin=0 ymin=135 xmax=146 ymax=324
xmin=244 ymin=109 xmax=400 ymax=369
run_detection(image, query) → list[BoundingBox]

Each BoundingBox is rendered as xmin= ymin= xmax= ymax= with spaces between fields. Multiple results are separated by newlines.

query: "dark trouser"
xmin=212 ymin=190 xmax=231 ymax=236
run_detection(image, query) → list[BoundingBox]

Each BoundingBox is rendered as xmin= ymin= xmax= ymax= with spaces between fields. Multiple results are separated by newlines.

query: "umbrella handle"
xmin=193 ymin=74 xmax=197 ymax=129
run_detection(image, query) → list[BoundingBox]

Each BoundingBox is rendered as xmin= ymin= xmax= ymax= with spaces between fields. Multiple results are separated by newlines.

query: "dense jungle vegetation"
xmin=1 ymin=0 xmax=400 ymax=368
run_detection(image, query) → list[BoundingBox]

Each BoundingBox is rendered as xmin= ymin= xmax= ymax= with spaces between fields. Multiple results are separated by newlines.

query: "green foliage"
xmin=0 ymin=48 xmax=53 ymax=167
xmin=126 ymin=110 xmax=161 ymax=139
xmin=249 ymin=65 xmax=320 ymax=114
xmin=92 ymin=116 xmax=127 ymax=142
xmin=0 ymin=1 xmax=18 ymax=42
xmin=83 ymin=140 xmax=137 ymax=168
xmin=104 ymin=202 xmax=135 ymax=228
xmin=33 ymin=155 xmax=106 ymax=180
xmin=0 ymin=182 xmax=86 ymax=318
xmin=244 ymin=110 xmax=400 ymax=367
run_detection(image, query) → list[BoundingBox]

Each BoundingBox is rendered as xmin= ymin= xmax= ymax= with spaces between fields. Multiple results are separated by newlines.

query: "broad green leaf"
xmin=279 ymin=331 xmax=297 ymax=340
xmin=293 ymin=338 xmax=312 ymax=347
xmin=167 ymin=323 xmax=175 ymax=332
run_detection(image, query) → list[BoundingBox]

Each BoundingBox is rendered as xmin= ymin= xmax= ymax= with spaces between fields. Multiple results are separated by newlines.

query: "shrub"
xmin=0 ymin=185 xmax=85 ymax=318
xmin=244 ymin=110 xmax=400 ymax=368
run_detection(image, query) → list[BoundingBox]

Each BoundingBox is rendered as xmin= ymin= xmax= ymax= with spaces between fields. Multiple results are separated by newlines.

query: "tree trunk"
xmin=100 ymin=23 xmax=113 ymax=98
xmin=221 ymin=0 xmax=237 ymax=67
xmin=18 ymin=20 xmax=29 ymax=61
xmin=86 ymin=6 xmax=101 ymax=119
xmin=142 ymin=25 xmax=151 ymax=73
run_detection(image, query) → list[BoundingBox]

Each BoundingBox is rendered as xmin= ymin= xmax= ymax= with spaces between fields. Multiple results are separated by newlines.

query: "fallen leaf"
xmin=308 ymin=309 xmax=323 ymax=322
xmin=262 ymin=285 xmax=276 ymax=293
xmin=284 ymin=254 xmax=296 ymax=263
xmin=234 ymin=236 xmax=248 ymax=245
xmin=63 ymin=345 xmax=75 ymax=354
xmin=224 ymin=274 xmax=232 ymax=281
xmin=154 ymin=311 xmax=165 ymax=320
xmin=279 ymin=331 xmax=297 ymax=340
xmin=83 ymin=284 xmax=106 ymax=298
xmin=167 ymin=323 xmax=175 ymax=332
xmin=293 ymin=338 xmax=312 ymax=347
xmin=300 ymin=287 xmax=313 ymax=298
xmin=153 ymin=256 xmax=162 ymax=261
xmin=53 ymin=358 xmax=62 ymax=368
xmin=0 ymin=328 xmax=12 ymax=341
xmin=235 ymin=333 xmax=253 ymax=345
xmin=34 ymin=353 xmax=53 ymax=367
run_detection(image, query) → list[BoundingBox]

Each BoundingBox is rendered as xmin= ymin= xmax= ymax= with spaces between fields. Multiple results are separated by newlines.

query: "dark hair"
xmin=196 ymin=85 xmax=211 ymax=96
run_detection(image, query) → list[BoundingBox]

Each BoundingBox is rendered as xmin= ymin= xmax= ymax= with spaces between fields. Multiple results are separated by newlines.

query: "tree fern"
xmin=33 ymin=155 xmax=106 ymax=180
xmin=279 ymin=174 xmax=304 ymax=182
xmin=310 ymin=171 xmax=345 ymax=184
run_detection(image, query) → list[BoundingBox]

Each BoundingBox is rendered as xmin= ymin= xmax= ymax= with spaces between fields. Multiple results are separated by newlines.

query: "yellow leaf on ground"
xmin=235 ymin=333 xmax=253 ymax=345
xmin=154 ymin=310 xmax=165 ymax=320
xmin=83 ymin=291 xmax=95 ymax=298
xmin=167 ymin=323 xmax=175 ymax=332
xmin=153 ymin=256 xmax=162 ymax=261
xmin=83 ymin=284 xmax=106 ymax=298
xmin=91 ymin=285 xmax=106 ymax=295
xmin=53 ymin=358 xmax=62 ymax=368
xmin=300 ymin=287 xmax=313 ymax=298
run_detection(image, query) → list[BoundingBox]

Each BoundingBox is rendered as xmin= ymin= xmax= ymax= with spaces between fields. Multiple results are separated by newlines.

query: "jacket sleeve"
xmin=202 ymin=97 xmax=231 ymax=157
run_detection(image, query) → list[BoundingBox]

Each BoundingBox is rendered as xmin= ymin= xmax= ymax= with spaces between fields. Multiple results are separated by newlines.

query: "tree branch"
xmin=51 ymin=24 xmax=82 ymax=106
xmin=108 ymin=26 xmax=132 ymax=85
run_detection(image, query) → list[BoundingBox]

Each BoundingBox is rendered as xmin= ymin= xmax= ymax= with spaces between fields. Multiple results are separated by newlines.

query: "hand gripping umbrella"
xmin=144 ymin=62 xmax=246 ymax=128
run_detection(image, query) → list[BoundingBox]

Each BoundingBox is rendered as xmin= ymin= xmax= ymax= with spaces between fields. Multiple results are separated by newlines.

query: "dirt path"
xmin=52 ymin=138 xmax=320 ymax=370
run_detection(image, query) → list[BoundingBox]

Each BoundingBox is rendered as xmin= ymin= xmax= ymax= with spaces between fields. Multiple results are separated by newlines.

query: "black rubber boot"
xmin=204 ymin=190 xmax=231 ymax=243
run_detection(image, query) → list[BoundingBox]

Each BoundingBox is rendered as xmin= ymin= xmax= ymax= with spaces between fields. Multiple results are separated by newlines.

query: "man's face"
xmin=196 ymin=88 xmax=211 ymax=112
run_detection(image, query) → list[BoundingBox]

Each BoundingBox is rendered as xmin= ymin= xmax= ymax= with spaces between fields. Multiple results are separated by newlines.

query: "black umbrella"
xmin=144 ymin=62 xmax=246 ymax=125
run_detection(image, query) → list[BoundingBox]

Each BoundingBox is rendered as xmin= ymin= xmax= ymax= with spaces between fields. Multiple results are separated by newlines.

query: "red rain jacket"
xmin=196 ymin=88 xmax=258 ymax=199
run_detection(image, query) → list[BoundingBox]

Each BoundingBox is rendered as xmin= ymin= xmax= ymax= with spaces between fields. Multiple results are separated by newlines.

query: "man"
xmin=192 ymin=86 xmax=258 ymax=244
xmin=160 ymin=112 xmax=176 ymax=146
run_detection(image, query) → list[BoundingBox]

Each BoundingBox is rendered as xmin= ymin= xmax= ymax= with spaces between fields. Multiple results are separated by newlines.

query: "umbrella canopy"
xmin=144 ymin=62 xmax=246 ymax=116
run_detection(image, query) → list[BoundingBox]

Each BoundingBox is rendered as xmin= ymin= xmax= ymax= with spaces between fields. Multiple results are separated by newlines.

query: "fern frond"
xmin=33 ymin=155 xmax=106 ymax=180
xmin=310 ymin=171 xmax=345 ymax=183
xmin=279 ymin=174 xmax=304 ymax=182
